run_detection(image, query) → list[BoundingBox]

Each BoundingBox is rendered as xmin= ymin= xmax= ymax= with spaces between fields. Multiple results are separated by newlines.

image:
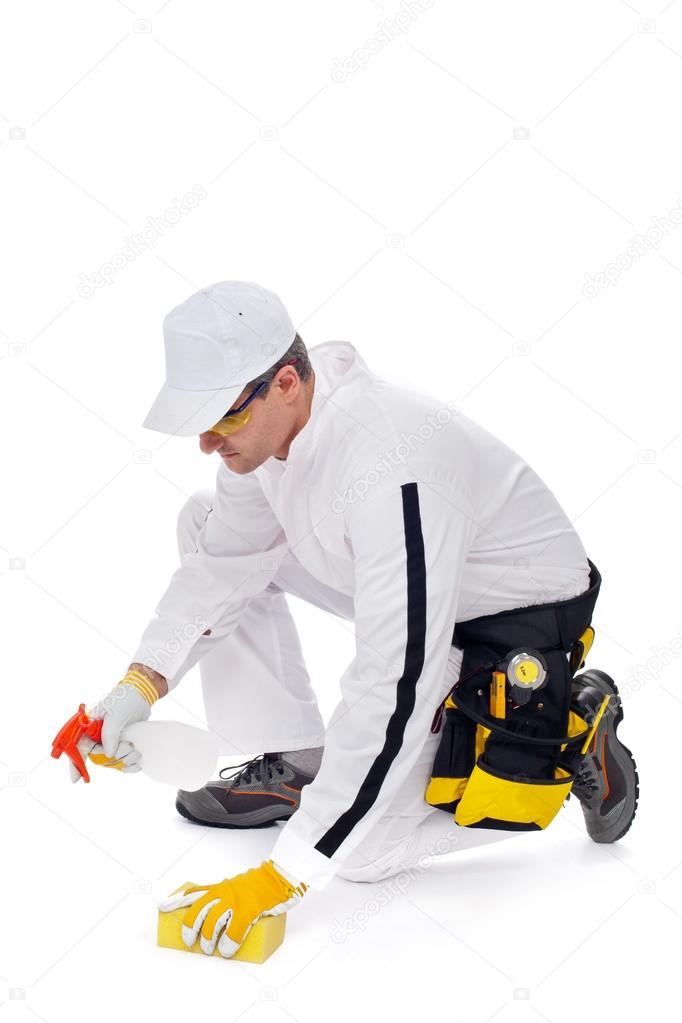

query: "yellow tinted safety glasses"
xmin=207 ymin=357 xmax=300 ymax=436
xmin=209 ymin=409 xmax=253 ymax=436
xmin=208 ymin=381 xmax=268 ymax=435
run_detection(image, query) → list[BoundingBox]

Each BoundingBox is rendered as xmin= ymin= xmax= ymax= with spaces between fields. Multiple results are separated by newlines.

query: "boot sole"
xmin=175 ymin=790 xmax=299 ymax=829
xmin=573 ymin=669 xmax=639 ymax=843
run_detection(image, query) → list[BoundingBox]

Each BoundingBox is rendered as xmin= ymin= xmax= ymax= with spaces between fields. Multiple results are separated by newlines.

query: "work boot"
xmin=569 ymin=669 xmax=639 ymax=843
xmin=175 ymin=751 xmax=319 ymax=828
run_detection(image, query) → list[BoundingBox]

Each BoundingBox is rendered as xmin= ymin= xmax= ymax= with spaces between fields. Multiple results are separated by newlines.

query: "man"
xmin=77 ymin=280 xmax=637 ymax=959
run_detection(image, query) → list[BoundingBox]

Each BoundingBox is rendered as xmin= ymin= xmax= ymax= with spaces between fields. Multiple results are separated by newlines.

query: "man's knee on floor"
xmin=336 ymin=856 xmax=409 ymax=885
xmin=176 ymin=489 xmax=214 ymax=557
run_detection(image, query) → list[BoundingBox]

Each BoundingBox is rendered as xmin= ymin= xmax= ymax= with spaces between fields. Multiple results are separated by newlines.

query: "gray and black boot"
xmin=175 ymin=752 xmax=318 ymax=829
xmin=569 ymin=669 xmax=639 ymax=843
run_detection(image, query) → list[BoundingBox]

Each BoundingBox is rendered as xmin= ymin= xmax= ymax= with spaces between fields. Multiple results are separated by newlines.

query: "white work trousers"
xmin=173 ymin=489 xmax=517 ymax=883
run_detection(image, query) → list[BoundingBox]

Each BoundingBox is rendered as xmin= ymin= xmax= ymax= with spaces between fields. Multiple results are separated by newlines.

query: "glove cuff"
xmin=120 ymin=668 xmax=160 ymax=707
xmin=266 ymin=859 xmax=308 ymax=900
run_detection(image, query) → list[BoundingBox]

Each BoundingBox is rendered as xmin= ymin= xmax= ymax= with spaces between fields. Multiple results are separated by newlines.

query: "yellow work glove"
xmin=157 ymin=860 xmax=308 ymax=958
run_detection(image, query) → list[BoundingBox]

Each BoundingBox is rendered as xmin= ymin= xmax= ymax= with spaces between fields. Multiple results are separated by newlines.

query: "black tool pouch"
xmin=426 ymin=559 xmax=602 ymax=831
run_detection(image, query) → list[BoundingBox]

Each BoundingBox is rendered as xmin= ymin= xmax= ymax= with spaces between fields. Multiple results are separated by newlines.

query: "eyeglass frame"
xmin=218 ymin=356 xmax=299 ymax=421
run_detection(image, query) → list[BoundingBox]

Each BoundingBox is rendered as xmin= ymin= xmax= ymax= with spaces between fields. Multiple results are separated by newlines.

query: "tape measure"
xmin=502 ymin=648 xmax=548 ymax=706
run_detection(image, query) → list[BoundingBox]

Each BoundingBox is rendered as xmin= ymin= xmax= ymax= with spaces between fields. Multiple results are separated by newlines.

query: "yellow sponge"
xmin=157 ymin=882 xmax=286 ymax=963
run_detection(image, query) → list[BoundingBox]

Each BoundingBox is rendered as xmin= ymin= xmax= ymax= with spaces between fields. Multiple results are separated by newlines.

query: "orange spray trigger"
xmin=51 ymin=703 xmax=104 ymax=782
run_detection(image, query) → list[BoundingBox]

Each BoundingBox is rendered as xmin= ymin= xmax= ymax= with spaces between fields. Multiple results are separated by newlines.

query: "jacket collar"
xmin=260 ymin=340 xmax=370 ymax=473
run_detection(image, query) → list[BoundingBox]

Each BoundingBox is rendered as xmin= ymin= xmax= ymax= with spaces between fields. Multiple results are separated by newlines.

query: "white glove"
xmin=69 ymin=734 xmax=143 ymax=782
xmin=70 ymin=668 xmax=159 ymax=784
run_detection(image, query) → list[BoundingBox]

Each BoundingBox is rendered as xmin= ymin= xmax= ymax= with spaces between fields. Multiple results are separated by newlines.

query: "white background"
xmin=1 ymin=0 xmax=680 ymax=1019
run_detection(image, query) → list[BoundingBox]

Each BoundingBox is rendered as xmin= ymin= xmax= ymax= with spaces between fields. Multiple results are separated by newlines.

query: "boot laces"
xmin=218 ymin=754 xmax=285 ymax=787
xmin=572 ymin=762 xmax=600 ymax=799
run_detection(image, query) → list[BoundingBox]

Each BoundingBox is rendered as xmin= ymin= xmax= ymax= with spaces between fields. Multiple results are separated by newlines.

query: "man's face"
xmin=198 ymin=367 xmax=303 ymax=473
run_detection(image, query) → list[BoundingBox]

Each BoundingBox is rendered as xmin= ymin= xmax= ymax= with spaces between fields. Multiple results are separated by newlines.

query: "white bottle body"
xmin=121 ymin=720 xmax=219 ymax=790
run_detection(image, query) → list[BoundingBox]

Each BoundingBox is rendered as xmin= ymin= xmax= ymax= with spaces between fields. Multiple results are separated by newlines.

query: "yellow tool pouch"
xmin=426 ymin=559 xmax=602 ymax=832
xmin=449 ymin=706 xmax=589 ymax=829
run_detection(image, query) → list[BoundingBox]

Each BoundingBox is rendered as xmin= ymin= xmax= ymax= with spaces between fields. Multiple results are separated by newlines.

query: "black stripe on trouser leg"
xmin=314 ymin=482 xmax=427 ymax=859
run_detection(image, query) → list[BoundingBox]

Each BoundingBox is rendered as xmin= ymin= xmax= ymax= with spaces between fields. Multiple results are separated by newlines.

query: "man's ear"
xmin=276 ymin=368 xmax=300 ymax=403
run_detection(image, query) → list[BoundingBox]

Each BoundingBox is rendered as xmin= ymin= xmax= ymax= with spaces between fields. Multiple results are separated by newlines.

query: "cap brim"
xmin=142 ymin=380 xmax=246 ymax=436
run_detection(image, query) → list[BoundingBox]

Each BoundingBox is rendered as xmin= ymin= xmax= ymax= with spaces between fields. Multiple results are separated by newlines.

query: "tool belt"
xmin=426 ymin=559 xmax=602 ymax=831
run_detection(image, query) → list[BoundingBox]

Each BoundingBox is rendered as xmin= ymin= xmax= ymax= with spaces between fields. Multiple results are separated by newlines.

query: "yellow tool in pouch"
xmin=490 ymin=671 xmax=506 ymax=719
xmin=426 ymin=559 xmax=603 ymax=832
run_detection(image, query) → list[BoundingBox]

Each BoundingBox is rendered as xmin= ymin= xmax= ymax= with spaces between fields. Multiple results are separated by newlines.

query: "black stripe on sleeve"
xmin=314 ymin=482 xmax=427 ymax=859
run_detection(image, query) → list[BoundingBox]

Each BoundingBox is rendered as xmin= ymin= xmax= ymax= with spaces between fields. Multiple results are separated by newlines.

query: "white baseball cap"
xmin=142 ymin=280 xmax=297 ymax=436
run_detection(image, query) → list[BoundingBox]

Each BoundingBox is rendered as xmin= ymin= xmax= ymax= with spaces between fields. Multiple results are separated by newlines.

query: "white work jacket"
xmin=132 ymin=340 xmax=590 ymax=889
